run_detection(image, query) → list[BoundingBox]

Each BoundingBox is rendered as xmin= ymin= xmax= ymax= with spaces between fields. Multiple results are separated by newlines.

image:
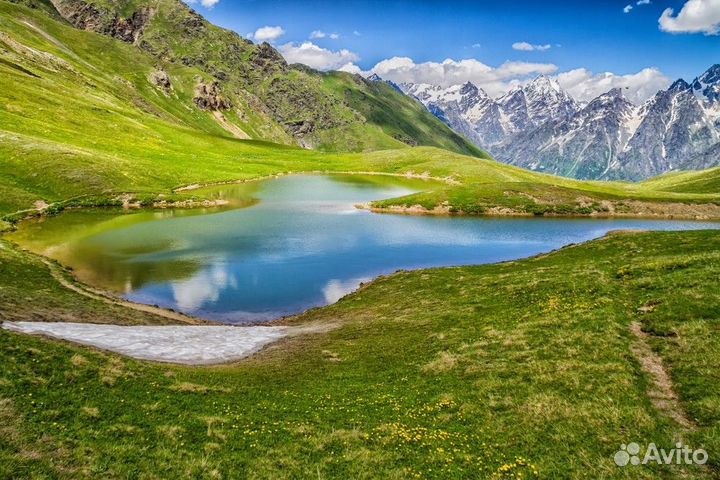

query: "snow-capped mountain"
xmin=692 ymin=64 xmax=720 ymax=104
xmin=497 ymin=88 xmax=640 ymax=179
xmin=399 ymin=76 xmax=577 ymax=148
xmin=381 ymin=64 xmax=720 ymax=181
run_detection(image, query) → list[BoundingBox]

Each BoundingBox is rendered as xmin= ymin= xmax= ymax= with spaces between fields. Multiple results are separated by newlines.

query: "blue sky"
xmin=188 ymin=0 xmax=720 ymax=102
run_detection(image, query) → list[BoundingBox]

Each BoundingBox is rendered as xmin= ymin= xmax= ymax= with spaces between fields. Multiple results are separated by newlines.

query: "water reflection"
xmin=10 ymin=174 xmax=720 ymax=324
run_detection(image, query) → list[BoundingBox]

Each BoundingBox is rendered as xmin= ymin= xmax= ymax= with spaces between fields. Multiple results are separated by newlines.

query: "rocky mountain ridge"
xmin=393 ymin=65 xmax=720 ymax=180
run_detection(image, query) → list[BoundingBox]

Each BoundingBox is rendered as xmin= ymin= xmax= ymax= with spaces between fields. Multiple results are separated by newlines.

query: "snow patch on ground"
xmin=2 ymin=321 xmax=301 ymax=365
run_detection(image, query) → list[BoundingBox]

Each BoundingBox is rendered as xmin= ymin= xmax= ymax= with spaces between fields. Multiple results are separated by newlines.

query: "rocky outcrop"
xmin=50 ymin=0 xmax=155 ymax=45
xmin=193 ymin=81 xmax=231 ymax=111
xmin=107 ymin=7 xmax=155 ymax=44
xmin=247 ymin=42 xmax=287 ymax=76
xmin=149 ymin=68 xmax=172 ymax=95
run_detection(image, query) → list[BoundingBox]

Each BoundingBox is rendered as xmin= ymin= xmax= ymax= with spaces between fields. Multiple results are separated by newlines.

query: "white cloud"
xmin=637 ymin=0 xmax=651 ymax=5
xmin=471 ymin=43 xmax=481 ymax=48
xmin=353 ymin=55 xmax=668 ymax=104
xmin=184 ymin=0 xmax=219 ymax=9
xmin=171 ymin=264 xmax=235 ymax=312
xmin=512 ymin=41 xmax=551 ymax=51
xmin=363 ymin=56 xmax=557 ymax=97
xmin=310 ymin=30 xmax=339 ymax=40
xmin=624 ymin=4 xmax=633 ymax=13
xmin=338 ymin=63 xmax=363 ymax=74
xmin=252 ymin=25 xmax=285 ymax=42
xmin=659 ymin=0 xmax=720 ymax=34
xmin=556 ymin=67 xmax=670 ymax=104
xmin=322 ymin=277 xmax=369 ymax=304
xmin=353 ymin=30 xmax=362 ymax=36
xmin=278 ymin=41 xmax=359 ymax=70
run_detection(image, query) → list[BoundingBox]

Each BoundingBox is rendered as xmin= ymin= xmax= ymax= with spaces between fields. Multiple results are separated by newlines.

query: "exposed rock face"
xmin=398 ymin=64 xmax=720 ymax=180
xmin=247 ymin=42 xmax=288 ymax=76
xmin=193 ymin=81 xmax=231 ymax=111
xmin=50 ymin=0 xmax=155 ymax=45
xmin=149 ymin=69 xmax=172 ymax=95
xmin=108 ymin=7 xmax=155 ymax=44
xmin=692 ymin=64 xmax=720 ymax=104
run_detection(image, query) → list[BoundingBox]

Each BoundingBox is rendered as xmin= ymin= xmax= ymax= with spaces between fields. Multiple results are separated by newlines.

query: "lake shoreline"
xmin=4 ymin=171 xmax=720 ymax=232
xmin=357 ymin=200 xmax=720 ymax=221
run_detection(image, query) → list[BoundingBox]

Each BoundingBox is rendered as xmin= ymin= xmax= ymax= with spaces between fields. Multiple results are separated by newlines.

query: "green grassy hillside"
xmin=1 ymin=230 xmax=719 ymax=478
xmin=320 ymin=72 xmax=486 ymax=157
xmin=1 ymin=0 xmax=719 ymax=226
xmin=16 ymin=0 xmax=485 ymax=154
xmin=640 ymin=167 xmax=720 ymax=194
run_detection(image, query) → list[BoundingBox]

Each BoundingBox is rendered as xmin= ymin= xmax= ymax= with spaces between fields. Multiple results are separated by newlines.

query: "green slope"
xmin=320 ymin=72 xmax=487 ymax=157
xmin=1 ymin=0 xmax=719 ymax=225
xmin=1 ymin=230 xmax=719 ymax=478
xmin=26 ymin=0 xmax=484 ymax=154
xmin=640 ymin=167 xmax=720 ymax=194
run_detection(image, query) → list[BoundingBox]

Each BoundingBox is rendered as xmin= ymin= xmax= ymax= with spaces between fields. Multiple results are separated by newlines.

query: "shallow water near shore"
xmin=10 ymin=174 xmax=720 ymax=323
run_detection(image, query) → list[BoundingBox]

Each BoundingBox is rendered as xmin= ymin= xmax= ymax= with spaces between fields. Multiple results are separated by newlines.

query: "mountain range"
xmin=395 ymin=66 xmax=720 ymax=180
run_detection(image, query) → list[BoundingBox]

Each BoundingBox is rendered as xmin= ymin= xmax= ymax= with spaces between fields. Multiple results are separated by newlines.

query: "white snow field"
xmin=1 ymin=321 xmax=312 ymax=365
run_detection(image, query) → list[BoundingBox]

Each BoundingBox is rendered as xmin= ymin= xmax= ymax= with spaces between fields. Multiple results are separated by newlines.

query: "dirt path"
xmin=629 ymin=321 xmax=695 ymax=431
xmin=40 ymin=258 xmax=206 ymax=325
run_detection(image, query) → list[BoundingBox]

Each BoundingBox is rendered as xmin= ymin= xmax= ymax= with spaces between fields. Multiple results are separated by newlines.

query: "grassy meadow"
xmin=1 ymin=231 xmax=719 ymax=478
xmin=2 ymin=2 xmax=720 ymax=479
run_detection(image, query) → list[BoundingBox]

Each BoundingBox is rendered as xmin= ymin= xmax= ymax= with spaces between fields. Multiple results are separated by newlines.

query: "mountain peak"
xmin=669 ymin=79 xmax=690 ymax=93
xmin=460 ymin=81 xmax=480 ymax=96
xmin=367 ymin=73 xmax=383 ymax=82
xmin=603 ymin=88 xmax=624 ymax=98
xmin=701 ymin=64 xmax=720 ymax=81
xmin=691 ymin=63 xmax=720 ymax=104
xmin=524 ymin=75 xmax=563 ymax=96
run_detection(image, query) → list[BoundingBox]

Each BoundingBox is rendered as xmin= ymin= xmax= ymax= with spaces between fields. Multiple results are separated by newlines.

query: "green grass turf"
xmin=1 ymin=230 xmax=719 ymax=478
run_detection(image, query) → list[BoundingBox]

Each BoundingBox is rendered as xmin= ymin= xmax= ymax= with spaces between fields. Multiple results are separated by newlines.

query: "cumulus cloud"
xmin=337 ymin=63 xmax=362 ymax=74
xmin=512 ymin=41 xmax=552 ymax=51
xmin=278 ymin=41 xmax=359 ymax=70
xmin=623 ymin=4 xmax=633 ymax=13
xmin=361 ymin=56 xmax=557 ymax=97
xmin=659 ymin=0 xmax=720 ymax=34
xmin=184 ymin=0 xmax=219 ymax=9
xmin=351 ymin=55 xmax=668 ymax=103
xmin=556 ymin=67 xmax=670 ymax=104
xmin=251 ymin=26 xmax=285 ymax=42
